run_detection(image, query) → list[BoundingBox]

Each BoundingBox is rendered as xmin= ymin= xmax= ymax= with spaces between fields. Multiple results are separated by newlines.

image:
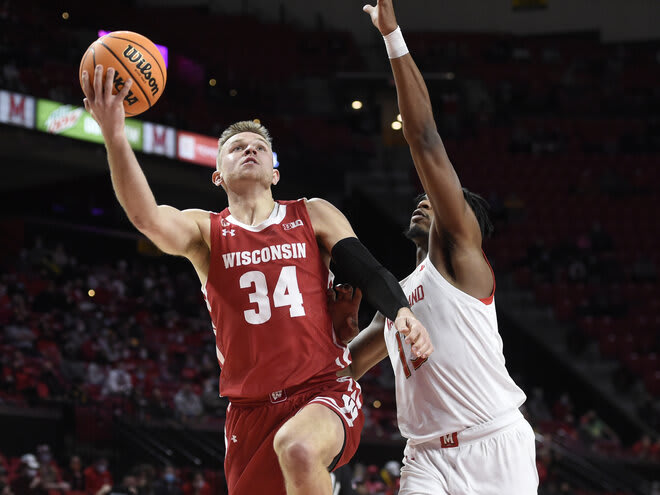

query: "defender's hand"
xmin=327 ymin=284 xmax=362 ymax=344
xmin=363 ymin=0 xmax=398 ymax=37
xmin=394 ymin=307 xmax=433 ymax=358
xmin=81 ymin=65 xmax=133 ymax=141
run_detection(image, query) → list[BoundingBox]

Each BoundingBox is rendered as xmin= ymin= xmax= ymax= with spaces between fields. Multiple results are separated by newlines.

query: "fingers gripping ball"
xmin=79 ymin=31 xmax=166 ymax=116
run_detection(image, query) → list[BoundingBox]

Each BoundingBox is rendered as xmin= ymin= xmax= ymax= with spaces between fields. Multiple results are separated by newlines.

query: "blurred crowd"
xmin=0 ymin=444 xmax=224 ymax=495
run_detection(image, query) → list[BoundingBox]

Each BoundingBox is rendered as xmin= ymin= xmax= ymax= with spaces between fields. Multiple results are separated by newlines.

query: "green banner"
xmin=36 ymin=99 xmax=143 ymax=151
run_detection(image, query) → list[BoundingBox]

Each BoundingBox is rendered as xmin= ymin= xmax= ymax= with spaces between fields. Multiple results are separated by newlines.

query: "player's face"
xmin=405 ymin=195 xmax=433 ymax=244
xmin=214 ymin=132 xmax=277 ymax=189
xmin=410 ymin=196 xmax=434 ymax=232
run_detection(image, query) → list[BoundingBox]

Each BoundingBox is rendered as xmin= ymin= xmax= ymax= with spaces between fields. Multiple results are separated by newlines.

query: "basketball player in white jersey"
xmin=342 ymin=1 xmax=539 ymax=493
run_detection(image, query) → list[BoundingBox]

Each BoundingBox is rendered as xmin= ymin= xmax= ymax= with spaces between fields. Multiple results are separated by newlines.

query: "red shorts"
xmin=223 ymin=376 xmax=364 ymax=495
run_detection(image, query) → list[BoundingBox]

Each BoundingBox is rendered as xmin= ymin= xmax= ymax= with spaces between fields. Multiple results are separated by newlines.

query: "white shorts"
xmin=399 ymin=409 xmax=538 ymax=495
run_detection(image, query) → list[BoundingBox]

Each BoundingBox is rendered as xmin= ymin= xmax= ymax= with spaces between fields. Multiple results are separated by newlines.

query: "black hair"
xmin=413 ymin=189 xmax=494 ymax=238
xmin=463 ymin=188 xmax=494 ymax=238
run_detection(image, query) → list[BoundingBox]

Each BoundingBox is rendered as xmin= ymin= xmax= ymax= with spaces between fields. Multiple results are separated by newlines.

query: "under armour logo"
xmin=231 ymin=435 xmax=237 ymax=443
xmin=222 ymin=229 xmax=236 ymax=237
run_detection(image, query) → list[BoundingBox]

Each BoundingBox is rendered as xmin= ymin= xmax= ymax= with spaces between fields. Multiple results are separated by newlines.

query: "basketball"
xmin=79 ymin=31 xmax=167 ymax=117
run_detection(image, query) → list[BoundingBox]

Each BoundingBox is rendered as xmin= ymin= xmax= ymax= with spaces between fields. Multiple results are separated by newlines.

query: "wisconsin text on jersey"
xmin=221 ymin=243 xmax=308 ymax=269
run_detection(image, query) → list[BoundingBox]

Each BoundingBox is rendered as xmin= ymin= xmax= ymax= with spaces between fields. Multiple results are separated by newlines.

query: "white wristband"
xmin=383 ymin=26 xmax=409 ymax=59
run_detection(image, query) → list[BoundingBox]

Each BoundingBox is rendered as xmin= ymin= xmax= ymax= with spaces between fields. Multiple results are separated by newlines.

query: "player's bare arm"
xmin=307 ymin=198 xmax=433 ymax=358
xmin=81 ymin=65 xmax=209 ymax=267
xmin=340 ymin=312 xmax=388 ymax=380
xmin=364 ymin=1 xmax=480 ymax=247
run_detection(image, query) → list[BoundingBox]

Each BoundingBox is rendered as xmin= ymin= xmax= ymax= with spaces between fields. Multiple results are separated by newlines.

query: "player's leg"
xmin=273 ymin=403 xmax=344 ymax=495
xmin=455 ymin=418 xmax=538 ymax=495
xmin=399 ymin=442 xmax=450 ymax=495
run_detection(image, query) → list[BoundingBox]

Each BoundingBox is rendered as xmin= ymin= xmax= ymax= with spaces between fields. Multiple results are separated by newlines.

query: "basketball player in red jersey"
xmin=81 ymin=66 xmax=433 ymax=495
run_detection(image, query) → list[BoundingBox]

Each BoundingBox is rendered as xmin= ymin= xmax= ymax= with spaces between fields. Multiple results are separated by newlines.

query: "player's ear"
xmin=212 ymin=170 xmax=223 ymax=187
xmin=272 ymin=169 xmax=280 ymax=186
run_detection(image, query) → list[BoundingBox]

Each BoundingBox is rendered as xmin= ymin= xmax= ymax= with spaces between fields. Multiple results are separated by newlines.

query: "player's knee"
xmin=273 ymin=431 xmax=319 ymax=474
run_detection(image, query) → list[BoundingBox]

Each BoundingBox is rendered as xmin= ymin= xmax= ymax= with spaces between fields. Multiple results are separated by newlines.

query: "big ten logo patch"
xmin=282 ymin=219 xmax=303 ymax=231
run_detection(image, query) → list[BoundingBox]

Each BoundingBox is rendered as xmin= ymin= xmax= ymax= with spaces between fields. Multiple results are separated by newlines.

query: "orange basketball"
xmin=79 ymin=31 xmax=167 ymax=117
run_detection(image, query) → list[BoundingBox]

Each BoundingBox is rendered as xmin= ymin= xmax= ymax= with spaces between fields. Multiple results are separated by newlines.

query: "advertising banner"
xmin=0 ymin=91 xmax=35 ymax=128
xmin=143 ymin=122 xmax=176 ymax=157
xmin=177 ymin=131 xmax=218 ymax=168
xmin=36 ymin=99 xmax=143 ymax=150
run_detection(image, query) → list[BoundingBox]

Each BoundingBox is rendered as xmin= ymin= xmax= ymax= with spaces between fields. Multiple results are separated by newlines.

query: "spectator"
xmin=146 ymin=388 xmax=171 ymax=421
xmin=134 ymin=464 xmax=156 ymax=495
xmin=631 ymin=434 xmax=654 ymax=460
xmin=173 ymin=384 xmax=203 ymax=422
xmin=87 ymin=363 xmax=106 ymax=387
xmin=10 ymin=454 xmax=47 ymax=495
xmin=381 ymin=460 xmax=400 ymax=495
xmin=0 ymin=464 xmax=10 ymax=495
xmin=111 ymin=474 xmax=140 ymax=495
xmin=62 ymin=456 xmax=85 ymax=492
xmin=84 ymin=458 xmax=113 ymax=495
xmin=578 ymin=409 xmax=620 ymax=448
xmin=153 ymin=467 xmax=181 ymax=495
xmin=363 ymin=464 xmax=386 ymax=495
xmin=36 ymin=445 xmax=69 ymax=493
xmin=102 ymin=363 xmax=132 ymax=397
xmin=181 ymin=472 xmax=210 ymax=495
xmin=200 ymin=376 xmax=227 ymax=416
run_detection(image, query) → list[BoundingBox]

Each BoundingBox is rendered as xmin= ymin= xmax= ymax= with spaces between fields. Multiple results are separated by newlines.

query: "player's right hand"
xmin=394 ymin=307 xmax=433 ymax=359
xmin=363 ymin=0 xmax=398 ymax=37
xmin=81 ymin=65 xmax=133 ymax=141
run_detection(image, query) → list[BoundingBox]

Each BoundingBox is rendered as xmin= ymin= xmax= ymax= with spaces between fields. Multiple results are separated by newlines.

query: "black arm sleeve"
xmin=331 ymin=237 xmax=409 ymax=321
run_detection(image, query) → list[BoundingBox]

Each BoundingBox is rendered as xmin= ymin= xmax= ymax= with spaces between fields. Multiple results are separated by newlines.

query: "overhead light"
xmin=391 ymin=121 xmax=402 ymax=130
xmin=351 ymin=100 xmax=363 ymax=110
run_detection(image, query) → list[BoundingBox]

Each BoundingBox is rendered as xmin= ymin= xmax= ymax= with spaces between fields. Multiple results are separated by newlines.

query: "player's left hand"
xmin=327 ymin=284 xmax=362 ymax=344
xmin=394 ymin=307 xmax=433 ymax=358
xmin=363 ymin=0 xmax=398 ymax=37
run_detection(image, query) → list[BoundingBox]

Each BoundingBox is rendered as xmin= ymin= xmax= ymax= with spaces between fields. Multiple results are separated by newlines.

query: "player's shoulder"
xmin=182 ymin=208 xmax=212 ymax=221
xmin=304 ymin=197 xmax=340 ymax=212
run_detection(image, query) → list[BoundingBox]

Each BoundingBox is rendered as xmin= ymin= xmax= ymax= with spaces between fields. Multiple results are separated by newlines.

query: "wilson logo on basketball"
xmin=123 ymin=45 xmax=161 ymax=96
xmin=112 ymin=71 xmax=138 ymax=106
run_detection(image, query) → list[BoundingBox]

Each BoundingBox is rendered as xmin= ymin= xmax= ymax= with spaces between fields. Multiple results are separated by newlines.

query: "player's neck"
xmin=415 ymin=245 xmax=428 ymax=267
xmin=227 ymin=191 xmax=276 ymax=226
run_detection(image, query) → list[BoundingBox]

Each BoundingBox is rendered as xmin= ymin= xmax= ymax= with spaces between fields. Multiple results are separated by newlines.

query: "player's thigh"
xmin=224 ymin=404 xmax=288 ymax=495
xmin=274 ymin=403 xmax=345 ymax=467
xmin=458 ymin=419 xmax=538 ymax=495
xmin=399 ymin=443 xmax=450 ymax=495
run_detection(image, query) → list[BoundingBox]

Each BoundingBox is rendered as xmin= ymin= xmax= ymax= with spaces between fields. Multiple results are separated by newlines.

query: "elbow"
xmin=128 ymin=212 xmax=155 ymax=233
xmin=403 ymin=122 xmax=442 ymax=150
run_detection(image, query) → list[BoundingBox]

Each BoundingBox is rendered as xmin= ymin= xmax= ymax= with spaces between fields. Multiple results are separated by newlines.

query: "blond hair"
xmin=218 ymin=121 xmax=272 ymax=150
xmin=216 ymin=121 xmax=273 ymax=170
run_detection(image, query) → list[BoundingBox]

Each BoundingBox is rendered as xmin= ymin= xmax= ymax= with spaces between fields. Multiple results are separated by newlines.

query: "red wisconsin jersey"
xmin=202 ymin=199 xmax=351 ymax=402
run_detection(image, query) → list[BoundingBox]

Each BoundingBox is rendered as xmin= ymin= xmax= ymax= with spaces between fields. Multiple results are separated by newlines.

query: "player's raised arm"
xmin=81 ymin=66 xmax=205 ymax=259
xmin=306 ymin=198 xmax=433 ymax=359
xmin=364 ymin=1 xmax=480 ymax=245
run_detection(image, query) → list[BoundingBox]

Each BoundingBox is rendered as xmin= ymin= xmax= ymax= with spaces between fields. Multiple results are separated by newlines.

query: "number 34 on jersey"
xmin=239 ymin=266 xmax=305 ymax=324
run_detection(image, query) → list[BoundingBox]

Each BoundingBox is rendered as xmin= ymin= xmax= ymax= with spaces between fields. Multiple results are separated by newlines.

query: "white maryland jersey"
xmin=384 ymin=255 xmax=527 ymax=444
